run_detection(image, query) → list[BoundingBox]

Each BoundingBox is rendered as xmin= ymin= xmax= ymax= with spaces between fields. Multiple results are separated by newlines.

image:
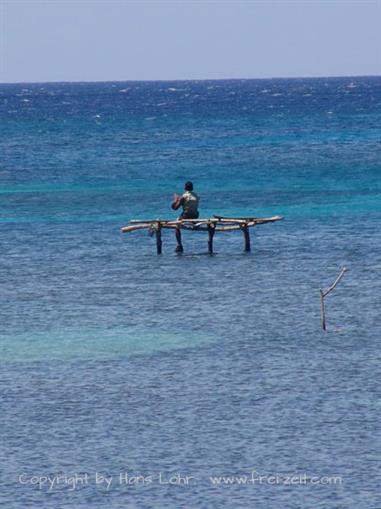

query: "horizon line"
xmin=1 ymin=74 xmax=380 ymax=86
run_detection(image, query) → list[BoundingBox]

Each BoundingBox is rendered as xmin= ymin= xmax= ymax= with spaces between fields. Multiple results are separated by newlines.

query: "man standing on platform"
xmin=171 ymin=181 xmax=200 ymax=252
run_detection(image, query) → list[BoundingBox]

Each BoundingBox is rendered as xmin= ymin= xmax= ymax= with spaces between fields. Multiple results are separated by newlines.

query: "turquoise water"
xmin=0 ymin=77 xmax=380 ymax=508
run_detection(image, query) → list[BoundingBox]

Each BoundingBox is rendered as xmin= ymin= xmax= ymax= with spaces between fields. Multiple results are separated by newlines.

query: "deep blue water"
xmin=0 ymin=77 xmax=380 ymax=508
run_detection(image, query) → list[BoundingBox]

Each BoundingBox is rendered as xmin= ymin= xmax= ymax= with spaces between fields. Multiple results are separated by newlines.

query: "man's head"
xmin=185 ymin=181 xmax=193 ymax=191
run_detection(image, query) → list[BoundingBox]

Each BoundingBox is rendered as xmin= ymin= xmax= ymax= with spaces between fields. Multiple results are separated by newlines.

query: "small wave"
xmin=167 ymin=87 xmax=186 ymax=92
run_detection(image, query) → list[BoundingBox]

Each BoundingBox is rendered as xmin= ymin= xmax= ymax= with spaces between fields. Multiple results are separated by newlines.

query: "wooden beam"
xmin=214 ymin=217 xmax=252 ymax=224
xmin=121 ymin=224 xmax=152 ymax=233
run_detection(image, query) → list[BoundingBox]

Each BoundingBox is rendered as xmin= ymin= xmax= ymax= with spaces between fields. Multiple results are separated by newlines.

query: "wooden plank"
xmin=129 ymin=219 xmax=164 ymax=224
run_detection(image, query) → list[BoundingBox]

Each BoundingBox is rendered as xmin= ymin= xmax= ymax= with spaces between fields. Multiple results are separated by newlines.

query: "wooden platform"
xmin=121 ymin=215 xmax=284 ymax=254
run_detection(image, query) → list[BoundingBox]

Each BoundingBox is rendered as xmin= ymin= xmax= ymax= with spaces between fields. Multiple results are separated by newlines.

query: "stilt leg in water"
xmin=208 ymin=224 xmax=215 ymax=255
xmin=156 ymin=224 xmax=162 ymax=255
xmin=175 ymin=227 xmax=183 ymax=253
xmin=242 ymin=225 xmax=251 ymax=252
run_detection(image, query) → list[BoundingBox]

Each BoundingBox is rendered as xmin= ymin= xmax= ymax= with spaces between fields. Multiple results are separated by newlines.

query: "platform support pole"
xmin=156 ymin=222 xmax=162 ymax=254
xmin=242 ymin=225 xmax=251 ymax=252
xmin=208 ymin=224 xmax=215 ymax=254
xmin=175 ymin=226 xmax=183 ymax=253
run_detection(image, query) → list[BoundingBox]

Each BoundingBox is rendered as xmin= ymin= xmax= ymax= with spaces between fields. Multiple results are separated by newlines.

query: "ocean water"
xmin=0 ymin=77 xmax=380 ymax=508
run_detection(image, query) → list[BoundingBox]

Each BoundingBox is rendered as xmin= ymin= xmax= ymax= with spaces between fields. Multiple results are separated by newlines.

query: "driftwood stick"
xmin=320 ymin=289 xmax=326 ymax=331
xmin=320 ymin=267 xmax=348 ymax=330
xmin=322 ymin=267 xmax=348 ymax=298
